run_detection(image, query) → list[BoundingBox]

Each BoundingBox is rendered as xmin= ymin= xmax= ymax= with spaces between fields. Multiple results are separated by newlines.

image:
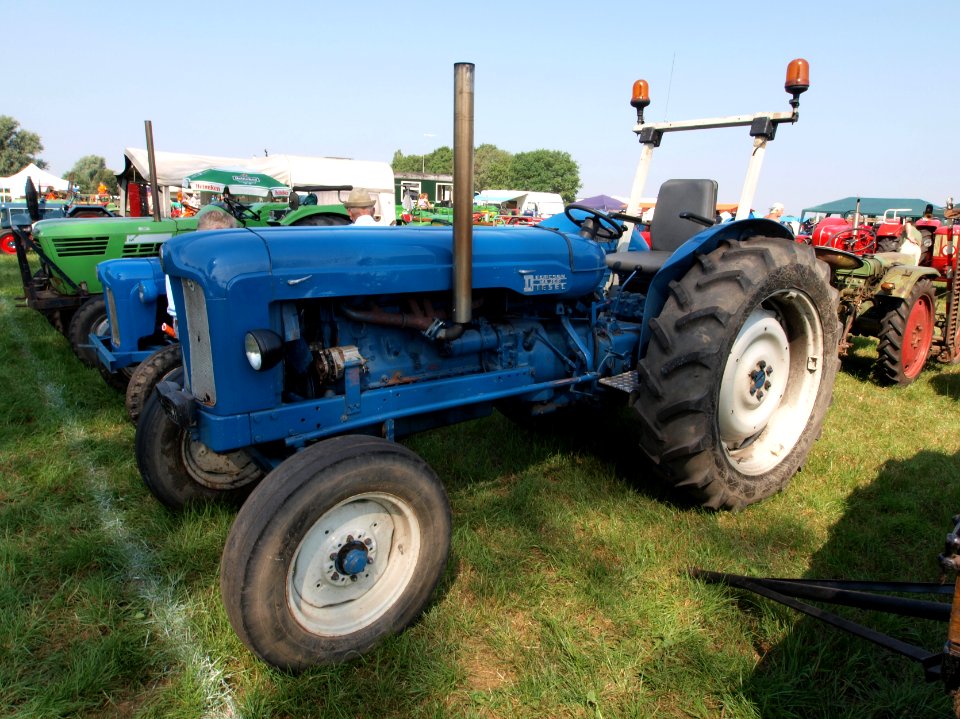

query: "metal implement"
xmin=692 ymin=513 xmax=960 ymax=695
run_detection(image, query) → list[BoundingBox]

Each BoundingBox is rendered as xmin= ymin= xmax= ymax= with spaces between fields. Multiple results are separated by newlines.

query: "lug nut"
xmin=331 ymin=572 xmax=340 ymax=581
xmin=764 ymin=381 xmax=771 ymax=389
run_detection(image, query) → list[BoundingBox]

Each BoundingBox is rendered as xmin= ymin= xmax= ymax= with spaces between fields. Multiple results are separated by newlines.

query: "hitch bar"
xmin=690 ymin=568 xmax=960 ymax=687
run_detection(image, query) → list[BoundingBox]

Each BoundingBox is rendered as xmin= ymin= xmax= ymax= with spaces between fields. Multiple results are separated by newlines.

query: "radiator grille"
xmin=105 ymin=287 xmax=120 ymax=346
xmin=121 ymin=242 xmax=163 ymax=257
xmin=182 ymin=279 xmax=216 ymax=405
xmin=52 ymin=237 xmax=108 ymax=257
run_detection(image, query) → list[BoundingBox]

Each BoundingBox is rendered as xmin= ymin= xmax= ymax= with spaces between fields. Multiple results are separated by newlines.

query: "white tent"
xmin=0 ymin=163 xmax=69 ymax=200
xmin=119 ymin=149 xmax=395 ymax=224
xmin=473 ymin=189 xmax=565 ymax=218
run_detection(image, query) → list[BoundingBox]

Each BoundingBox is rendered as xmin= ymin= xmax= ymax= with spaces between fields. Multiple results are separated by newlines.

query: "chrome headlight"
xmin=244 ymin=330 xmax=283 ymax=371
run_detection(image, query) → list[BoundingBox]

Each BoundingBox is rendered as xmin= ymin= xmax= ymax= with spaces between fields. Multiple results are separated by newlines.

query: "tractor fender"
xmin=638 ymin=218 xmax=793 ymax=353
xmin=871 ymin=264 xmax=941 ymax=302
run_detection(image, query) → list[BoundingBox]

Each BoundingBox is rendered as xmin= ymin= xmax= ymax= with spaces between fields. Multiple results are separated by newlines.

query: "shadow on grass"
xmin=721 ymin=448 xmax=960 ymax=717
xmin=930 ymin=371 xmax=960 ymax=402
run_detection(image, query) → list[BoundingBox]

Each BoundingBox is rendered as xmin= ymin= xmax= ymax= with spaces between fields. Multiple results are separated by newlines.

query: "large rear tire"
xmin=221 ymin=435 xmax=451 ymax=671
xmin=135 ymin=372 xmax=263 ymax=509
xmin=125 ymin=344 xmax=182 ymax=425
xmin=875 ymin=279 xmax=935 ymax=385
xmin=634 ymin=237 xmax=839 ymax=510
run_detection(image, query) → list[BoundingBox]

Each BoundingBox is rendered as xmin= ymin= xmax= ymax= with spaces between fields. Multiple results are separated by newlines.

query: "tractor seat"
xmin=606 ymin=178 xmax=718 ymax=281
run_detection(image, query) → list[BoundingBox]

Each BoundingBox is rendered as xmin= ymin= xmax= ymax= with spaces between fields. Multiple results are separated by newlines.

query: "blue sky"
xmin=7 ymin=0 xmax=958 ymax=215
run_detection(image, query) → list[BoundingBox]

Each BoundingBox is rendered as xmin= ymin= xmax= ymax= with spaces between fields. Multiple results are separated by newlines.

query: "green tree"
xmin=474 ymin=144 xmax=512 ymax=191
xmin=0 ymin=116 xmax=47 ymax=176
xmin=391 ymin=149 xmax=423 ymax=175
xmin=508 ymin=150 xmax=580 ymax=203
xmin=424 ymin=146 xmax=452 ymax=175
xmin=66 ymin=155 xmax=118 ymax=195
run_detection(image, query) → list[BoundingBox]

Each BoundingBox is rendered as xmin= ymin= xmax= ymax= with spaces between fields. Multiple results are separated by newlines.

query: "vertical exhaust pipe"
xmin=144 ymin=120 xmax=162 ymax=222
xmin=452 ymin=63 xmax=475 ymax=325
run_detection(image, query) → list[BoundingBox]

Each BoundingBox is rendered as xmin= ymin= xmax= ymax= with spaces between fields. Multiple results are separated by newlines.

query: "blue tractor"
xmin=135 ymin=61 xmax=837 ymax=670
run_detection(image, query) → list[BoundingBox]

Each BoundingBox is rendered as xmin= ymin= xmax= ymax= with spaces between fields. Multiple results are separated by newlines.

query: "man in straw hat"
xmin=343 ymin=188 xmax=378 ymax=225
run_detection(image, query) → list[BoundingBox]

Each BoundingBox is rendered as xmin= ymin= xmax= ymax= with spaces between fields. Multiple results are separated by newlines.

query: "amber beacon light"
xmin=631 ymin=79 xmax=650 ymax=124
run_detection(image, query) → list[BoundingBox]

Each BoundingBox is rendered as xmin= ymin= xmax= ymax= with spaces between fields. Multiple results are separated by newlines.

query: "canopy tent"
xmin=117 ymin=149 xmax=395 ymax=222
xmin=577 ymin=194 xmax=626 ymax=212
xmin=801 ymin=197 xmax=944 ymax=219
xmin=473 ymin=189 xmax=565 ymax=217
xmin=0 ymin=163 xmax=69 ymax=200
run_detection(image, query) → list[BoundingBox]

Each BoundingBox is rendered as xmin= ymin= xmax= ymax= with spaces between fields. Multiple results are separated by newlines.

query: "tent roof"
xmin=577 ymin=194 xmax=625 ymax=211
xmin=119 ymin=149 xmax=394 ymax=194
xmin=474 ymin=189 xmax=527 ymax=204
xmin=0 ymin=163 xmax=69 ymax=194
xmin=801 ymin=197 xmax=944 ymax=217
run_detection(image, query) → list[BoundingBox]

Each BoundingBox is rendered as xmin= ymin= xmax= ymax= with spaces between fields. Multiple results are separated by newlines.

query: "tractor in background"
xmin=8 ymin=179 xmax=350 ymax=391
xmin=818 ymin=201 xmax=960 ymax=385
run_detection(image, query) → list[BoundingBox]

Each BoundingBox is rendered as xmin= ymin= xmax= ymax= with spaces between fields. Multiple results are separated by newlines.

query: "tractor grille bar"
xmin=181 ymin=278 xmax=216 ymax=405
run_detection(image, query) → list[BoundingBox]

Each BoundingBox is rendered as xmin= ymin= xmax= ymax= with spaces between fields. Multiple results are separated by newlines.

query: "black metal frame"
xmin=691 ymin=515 xmax=960 ymax=694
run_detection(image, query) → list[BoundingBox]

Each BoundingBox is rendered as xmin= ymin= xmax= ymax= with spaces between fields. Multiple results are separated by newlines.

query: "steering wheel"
xmin=831 ymin=227 xmax=876 ymax=255
xmin=25 ymin=178 xmax=40 ymax=222
xmin=563 ymin=204 xmax=624 ymax=241
xmin=221 ymin=191 xmax=258 ymax=222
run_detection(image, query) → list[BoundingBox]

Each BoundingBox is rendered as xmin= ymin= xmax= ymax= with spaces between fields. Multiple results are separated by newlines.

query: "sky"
xmin=6 ymin=0 xmax=959 ymax=216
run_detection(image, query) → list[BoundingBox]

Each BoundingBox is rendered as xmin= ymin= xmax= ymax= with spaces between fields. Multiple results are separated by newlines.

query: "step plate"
xmin=599 ymin=370 xmax=640 ymax=393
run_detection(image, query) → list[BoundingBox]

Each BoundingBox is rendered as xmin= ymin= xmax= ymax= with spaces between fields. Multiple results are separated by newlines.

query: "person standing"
xmin=765 ymin=202 xmax=785 ymax=221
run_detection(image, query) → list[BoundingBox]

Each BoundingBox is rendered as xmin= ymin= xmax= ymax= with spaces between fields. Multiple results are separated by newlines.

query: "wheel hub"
xmin=718 ymin=308 xmax=790 ymax=445
xmin=748 ymin=361 xmax=774 ymax=402
xmin=323 ymin=530 xmax=378 ymax=586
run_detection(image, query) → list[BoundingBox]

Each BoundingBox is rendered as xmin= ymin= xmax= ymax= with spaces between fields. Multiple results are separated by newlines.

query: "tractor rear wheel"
xmin=125 ymin=343 xmax=182 ymax=425
xmin=634 ymin=237 xmax=839 ymax=510
xmin=221 ymin=435 xmax=451 ymax=671
xmin=68 ymin=296 xmax=110 ymax=367
xmin=0 ymin=231 xmax=16 ymax=254
xmin=875 ymin=279 xmax=935 ymax=385
xmin=135 ymin=371 xmax=263 ymax=509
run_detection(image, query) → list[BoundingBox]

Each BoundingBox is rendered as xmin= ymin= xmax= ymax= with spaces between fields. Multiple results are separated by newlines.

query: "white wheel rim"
xmin=718 ymin=290 xmax=825 ymax=475
xmin=287 ymin=491 xmax=420 ymax=636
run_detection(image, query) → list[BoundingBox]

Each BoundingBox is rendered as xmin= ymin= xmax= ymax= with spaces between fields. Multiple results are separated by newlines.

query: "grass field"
xmin=3 ymin=252 xmax=960 ymax=718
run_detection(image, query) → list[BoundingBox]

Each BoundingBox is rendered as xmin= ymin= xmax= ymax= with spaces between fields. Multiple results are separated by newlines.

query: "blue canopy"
xmin=577 ymin=194 xmax=625 ymax=212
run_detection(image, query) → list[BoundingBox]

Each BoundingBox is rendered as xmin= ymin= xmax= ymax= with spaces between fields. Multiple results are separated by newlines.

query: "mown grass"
xmin=2 ymin=252 xmax=960 ymax=718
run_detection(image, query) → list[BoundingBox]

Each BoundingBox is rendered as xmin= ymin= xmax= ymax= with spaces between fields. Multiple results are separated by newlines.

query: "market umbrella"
xmin=577 ymin=194 xmax=626 ymax=212
xmin=183 ymin=167 xmax=289 ymax=199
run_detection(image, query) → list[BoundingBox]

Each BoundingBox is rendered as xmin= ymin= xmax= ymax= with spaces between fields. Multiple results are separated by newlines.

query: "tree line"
xmin=3 ymin=115 xmax=582 ymax=202
xmin=392 ymin=144 xmax=580 ymax=203
xmin=0 ymin=116 xmax=118 ymax=195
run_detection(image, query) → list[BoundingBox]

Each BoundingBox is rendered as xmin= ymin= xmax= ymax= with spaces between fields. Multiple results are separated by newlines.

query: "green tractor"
xmin=820 ymin=211 xmax=960 ymax=385
xmin=11 ymin=179 xmax=349 ymax=368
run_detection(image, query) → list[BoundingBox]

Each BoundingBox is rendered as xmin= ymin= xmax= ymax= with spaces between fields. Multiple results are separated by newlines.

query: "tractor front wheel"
xmin=221 ymin=435 xmax=451 ymax=671
xmin=634 ymin=237 xmax=839 ymax=510
xmin=68 ymin=296 xmax=110 ymax=367
xmin=875 ymin=280 xmax=935 ymax=385
xmin=125 ymin=344 xmax=182 ymax=425
xmin=135 ymin=374 xmax=263 ymax=509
